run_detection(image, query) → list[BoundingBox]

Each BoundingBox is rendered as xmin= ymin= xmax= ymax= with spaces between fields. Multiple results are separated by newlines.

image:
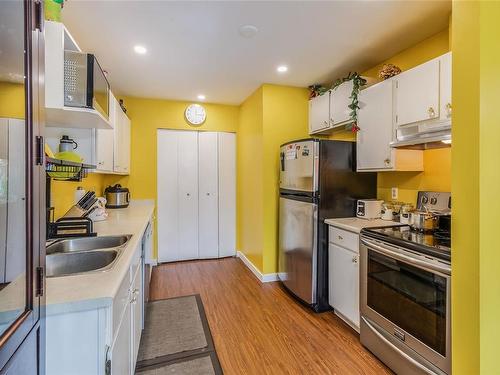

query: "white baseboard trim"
xmin=236 ymin=251 xmax=279 ymax=283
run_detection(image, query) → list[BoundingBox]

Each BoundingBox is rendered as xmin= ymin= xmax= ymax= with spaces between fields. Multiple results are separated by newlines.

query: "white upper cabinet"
xmin=357 ymin=80 xmax=395 ymax=170
xmin=309 ymin=92 xmax=331 ymax=134
xmin=95 ymin=128 xmax=114 ymax=172
xmin=357 ymin=79 xmax=423 ymax=172
xmin=330 ymin=80 xmax=354 ymax=126
xmin=395 ymin=58 xmax=440 ymax=126
xmin=113 ymin=99 xmax=131 ymax=174
xmin=439 ymin=52 xmax=452 ymax=121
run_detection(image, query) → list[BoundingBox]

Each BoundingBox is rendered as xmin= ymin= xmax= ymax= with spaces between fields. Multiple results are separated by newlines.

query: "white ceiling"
xmin=62 ymin=0 xmax=451 ymax=105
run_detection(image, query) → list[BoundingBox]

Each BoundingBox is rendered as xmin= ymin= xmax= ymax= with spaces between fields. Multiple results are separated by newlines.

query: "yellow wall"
xmin=50 ymin=173 xmax=107 ymax=218
xmin=452 ymin=2 xmax=500 ymax=373
xmin=262 ymin=85 xmax=310 ymax=273
xmin=237 ymin=84 xmax=310 ymax=273
xmin=0 ymin=82 xmax=25 ymax=119
xmin=103 ymin=96 xmax=239 ymax=258
xmin=237 ymin=87 xmax=264 ymax=270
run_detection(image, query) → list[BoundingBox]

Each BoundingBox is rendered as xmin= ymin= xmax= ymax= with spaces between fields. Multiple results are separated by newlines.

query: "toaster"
xmin=356 ymin=199 xmax=383 ymax=220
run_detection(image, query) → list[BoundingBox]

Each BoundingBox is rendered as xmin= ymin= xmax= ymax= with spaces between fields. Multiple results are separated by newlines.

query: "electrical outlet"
xmin=391 ymin=187 xmax=398 ymax=200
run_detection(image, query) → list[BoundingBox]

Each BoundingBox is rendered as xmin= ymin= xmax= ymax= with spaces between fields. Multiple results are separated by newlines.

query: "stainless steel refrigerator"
xmin=278 ymin=139 xmax=376 ymax=312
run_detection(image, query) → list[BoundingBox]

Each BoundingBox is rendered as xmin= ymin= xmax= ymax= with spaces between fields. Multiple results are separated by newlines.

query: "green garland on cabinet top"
xmin=309 ymin=72 xmax=367 ymax=132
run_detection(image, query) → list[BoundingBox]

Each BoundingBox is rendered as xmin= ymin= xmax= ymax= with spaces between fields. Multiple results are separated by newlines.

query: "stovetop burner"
xmin=361 ymin=225 xmax=451 ymax=261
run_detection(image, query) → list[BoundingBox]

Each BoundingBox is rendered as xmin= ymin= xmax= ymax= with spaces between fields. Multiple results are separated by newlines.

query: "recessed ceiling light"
xmin=239 ymin=24 xmax=259 ymax=38
xmin=134 ymin=45 xmax=147 ymax=55
xmin=277 ymin=65 xmax=288 ymax=73
xmin=197 ymin=94 xmax=206 ymax=100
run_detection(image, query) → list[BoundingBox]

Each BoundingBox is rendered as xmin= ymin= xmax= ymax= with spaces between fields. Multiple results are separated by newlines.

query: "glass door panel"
xmin=0 ymin=0 xmax=28 ymax=338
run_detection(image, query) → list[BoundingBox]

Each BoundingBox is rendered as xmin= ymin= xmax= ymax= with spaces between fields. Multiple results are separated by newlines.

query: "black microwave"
xmin=64 ymin=50 xmax=109 ymax=119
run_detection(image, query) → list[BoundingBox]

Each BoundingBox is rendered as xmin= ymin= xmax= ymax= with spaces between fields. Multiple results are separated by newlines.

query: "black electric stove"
xmin=361 ymin=225 xmax=451 ymax=262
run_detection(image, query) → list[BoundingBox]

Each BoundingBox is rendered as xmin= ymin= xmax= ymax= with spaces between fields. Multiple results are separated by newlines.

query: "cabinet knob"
xmin=352 ymin=256 xmax=358 ymax=264
xmin=206 ymin=192 xmax=210 ymax=196
xmin=323 ymin=120 xmax=328 ymax=126
xmin=428 ymin=107 xmax=436 ymax=118
xmin=330 ymin=118 xmax=334 ymax=124
xmin=446 ymin=103 xmax=452 ymax=117
xmin=384 ymin=158 xmax=391 ymax=165
xmin=187 ymin=193 xmax=190 ymax=196
xmin=338 ymin=235 xmax=343 ymax=241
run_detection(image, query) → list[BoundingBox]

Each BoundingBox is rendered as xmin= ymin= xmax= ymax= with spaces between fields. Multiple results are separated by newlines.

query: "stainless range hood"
xmin=390 ymin=120 xmax=451 ymax=149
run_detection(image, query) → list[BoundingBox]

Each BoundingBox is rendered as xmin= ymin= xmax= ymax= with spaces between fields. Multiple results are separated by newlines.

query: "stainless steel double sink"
xmin=46 ymin=235 xmax=132 ymax=277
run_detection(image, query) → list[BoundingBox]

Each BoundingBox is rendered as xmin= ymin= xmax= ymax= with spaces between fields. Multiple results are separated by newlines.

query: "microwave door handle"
xmin=361 ymin=238 xmax=451 ymax=275
xmin=361 ymin=317 xmax=437 ymax=375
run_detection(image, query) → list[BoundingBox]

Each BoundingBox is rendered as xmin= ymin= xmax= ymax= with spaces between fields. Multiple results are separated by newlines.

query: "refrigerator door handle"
xmin=280 ymin=151 xmax=285 ymax=171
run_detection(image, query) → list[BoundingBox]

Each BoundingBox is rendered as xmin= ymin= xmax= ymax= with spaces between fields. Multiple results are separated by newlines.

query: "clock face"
xmin=185 ymin=104 xmax=206 ymax=126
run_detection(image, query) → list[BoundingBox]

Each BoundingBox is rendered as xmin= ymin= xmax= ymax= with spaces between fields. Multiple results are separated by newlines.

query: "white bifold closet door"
xmin=157 ymin=130 xmax=235 ymax=263
xmin=157 ymin=130 xmax=199 ymax=262
xmin=198 ymin=132 xmax=219 ymax=259
xmin=217 ymin=132 xmax=236 ymax=257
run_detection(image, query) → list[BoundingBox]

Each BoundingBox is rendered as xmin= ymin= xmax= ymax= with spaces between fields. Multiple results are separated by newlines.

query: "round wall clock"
xmin=185 ymin=104 xmax=207 ymax=126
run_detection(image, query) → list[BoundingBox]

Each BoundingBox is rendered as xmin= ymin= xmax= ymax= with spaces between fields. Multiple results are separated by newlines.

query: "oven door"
xmin=360 ymin=237 xmax=451 ymax=375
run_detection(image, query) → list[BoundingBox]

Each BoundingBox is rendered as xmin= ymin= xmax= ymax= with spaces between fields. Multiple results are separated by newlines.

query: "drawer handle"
xmin=428 ymin=107 xmax=436 ymax=118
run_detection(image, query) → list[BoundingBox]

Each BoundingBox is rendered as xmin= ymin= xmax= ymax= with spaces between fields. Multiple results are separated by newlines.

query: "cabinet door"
xmin=357 ymin=80 xmax=394 ymax=170
xmin=96 ymin=128 xmax=114 ymax=171
xmin=331 ymin=80 xmax=353 ymax=125
xmin=395 ymin=58 xmax=440 ymax=126
xmin=440 ymin=52 xmax=452 ymax=121
xmin=218 ymin=132 xmax=236 ymax=258
xmin=111 ymin=300 xmax=131 ymax=375
xmin=121 ymin=112 xmax=131 ymax=174
xmin=131 ymin=264 xmax=142 ymax=368
xmin=308 ymin=92 xmax=330 ymax=133
xmin=329 ymin=244 xmax=359 ymax=328
xmin=113 ymin=98 xmax=123 ymax=173
xmin=177 ymin=131 xmax=199 ymax=260
xmin=198 ymin=132 xmax=219 ymax=259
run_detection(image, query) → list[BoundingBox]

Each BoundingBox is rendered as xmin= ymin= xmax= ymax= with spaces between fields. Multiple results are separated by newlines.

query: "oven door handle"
xmin=361 ymin=317 xmax=437 ymax=375
xmin=361 ymin=238 xmax=451 ymax=275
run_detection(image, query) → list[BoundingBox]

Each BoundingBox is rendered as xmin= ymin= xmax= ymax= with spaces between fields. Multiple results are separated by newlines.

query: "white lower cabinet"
xmin=329 ymin=243 xmax=359 ymax=331
xmin=131 ymin=261 xmax=143 ymax=362
xmin=328 ymin=226 xmax=360 ymax=332
xmin=46 ymin=221 xmax=151 ymax=375
xmin=110 ymin=300 xmax=132 ymax=375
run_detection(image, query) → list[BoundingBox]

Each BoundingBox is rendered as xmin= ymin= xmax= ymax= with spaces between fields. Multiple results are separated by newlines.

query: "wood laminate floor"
xmin=149 ymin=257 xmax=392 ymax=375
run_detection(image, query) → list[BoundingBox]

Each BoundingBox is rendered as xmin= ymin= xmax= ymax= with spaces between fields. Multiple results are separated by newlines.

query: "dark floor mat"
xmin=136 ymin=294 xmax=222 ymax=374
xmin=136 ymin=353 xmax=221 ymax=375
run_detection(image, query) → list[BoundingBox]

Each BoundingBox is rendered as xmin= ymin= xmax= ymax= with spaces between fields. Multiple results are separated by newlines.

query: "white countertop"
xmin=324 ymin=217 xmax=402 ymax=233
xmin=46 ymin=200 xmax=155 ymax=315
